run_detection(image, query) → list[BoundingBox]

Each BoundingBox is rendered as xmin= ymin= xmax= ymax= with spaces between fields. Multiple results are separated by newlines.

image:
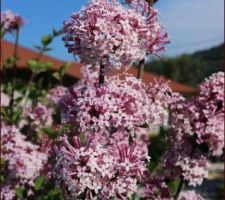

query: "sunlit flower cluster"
xmin=1 ymin=123 xmax=49 ymax=199
xmin=63 ymin=0 xmax=168 ymax=70
xmin=54 ymin=132 xmax=148 ymax=199
xmin=60 ymin=75 xmax=169 ymax=134
xmin=1 ymin=10 xmax=24 ymax=33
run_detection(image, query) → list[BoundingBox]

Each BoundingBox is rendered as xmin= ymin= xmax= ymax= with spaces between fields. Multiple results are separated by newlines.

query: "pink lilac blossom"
xmin=163 ymin=135 xmax=208 ymax=186
xmin=80 ymin=64 xmax=100 ymax=86
xmin=138 ymin=172 xmax=171 ymax=200
xmin=1 ymin=10 xmax=24 ymax=33
xmin=175 ymin=154 xmax=208 ymax=186
xmin=47 ymin=86 xmax=68 ymax=104
xmin=109 ymin=129 xmax=150 ymax=161
xmin=146 ymin=79 xmax=182 ymax=129
xmin=63 ymin=0 xmax=168 ymax=70
xmin=1 ymin=123 xmax=48 ymax=195
xmin=168 ymin=72 xmax=224 ymax=156
xmin=54 ymin=132 xmax=148 ymax=199
xmin=1 ymin=91 xmax=10 ymax=107
xmin=60 ymin=75 xmax=167 ymax=134
xmin=178 ymin=190 xmax=204 ymax=200
xmin=23 ymin=103 xmax=53 ymax=127
xmin=1 ymin=185 xmax=16 ymax=200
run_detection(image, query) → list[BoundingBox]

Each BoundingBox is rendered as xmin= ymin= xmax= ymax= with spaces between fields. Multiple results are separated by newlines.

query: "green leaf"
xmin=34 ymin=176 xmax=45 ymax=191
xmin=59 ymin=62 xmax=72 ymax=77
xmin=27 ymin=59 xmax=52 ymax=74
xmin=12 ymin=109 xmax=22 ymax=123
xmin=52 ymin=28 xmax=63 ymax=37
xmin=80 ymin=133 xmax=86 ymax=144
xmin=16 ymin=187 xmax=25 ymax=199
xmin=27 ymin=59 xmax=38 ymax=69
xmin=41 ymin=35 xmax=52 ymax=46
xmin=47 ymin=188 xmax=60 ymax=197
xmin=52 ymin=72 xmax=60 ymax=81
xmin=168 ymin=179 xmax=180 ymax=194
xmin=0 ymin=175 xmax=5 ymax=183
xmin=3 ymin=56 xmax=19 ymax=68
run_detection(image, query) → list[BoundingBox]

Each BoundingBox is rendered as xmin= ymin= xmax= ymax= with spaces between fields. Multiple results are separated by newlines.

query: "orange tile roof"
xmin=1 ymin=40 xmax=197 ymax=94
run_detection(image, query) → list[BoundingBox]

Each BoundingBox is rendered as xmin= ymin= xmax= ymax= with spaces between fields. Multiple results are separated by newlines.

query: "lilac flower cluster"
xmin=56 ymin=0 xmax=224 ymax=198
xmin=54 ymin=132 xmax=149 ymax=199
xmin=163 ymin=136 xmax=209 ymax=186
xmin=23 ymin=103 xmax=53 ymax=128
xmin=63 ymin=0 xmax=168 ymax=69
xmin=1 ymin=10 xmax=24 ymax=33
xmin=178 ymin=190 xmax=204 ymax=200
xmin=169 ymin=72 xmax=224 ymax=156
xmin=1 ymin=123 xmax=49 ymax=200
xmin=163 ymin=72 xmax=224 ymax=187
xmin=138 ymin=172 xmax=171 ymax=199
xmin=60 ymin=75 xmax=168 ymax=134
xmin=47 ymin=86 xmax=68 ymax=104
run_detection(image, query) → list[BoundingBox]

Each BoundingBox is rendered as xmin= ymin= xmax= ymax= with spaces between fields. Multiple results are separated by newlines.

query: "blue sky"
xmin=2 ymin=0 xmax=224 ymax=61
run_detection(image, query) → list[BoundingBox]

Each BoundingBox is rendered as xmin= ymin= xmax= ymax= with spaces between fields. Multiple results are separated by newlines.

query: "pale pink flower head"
xmin=54 ymin=132 xmax=148 ymax=199
xmin=1 ymin=185 xmax=16 ymax=200
xmin=163 ymin=135 xmax=208 ymax=187
xmin=138 ymin=172 xmax=171 ymax=200
xmin=178 ymin=190 xmax=204 ymax=200
xmin=1 ymin=10 xmax=24 ymax=33
xmin=63 ymin=0 xmax=168 ymax=70
xmin=23 ymin=103 xmax=53 ymax=127
xmin=168 ymin=72 xmax=224 ymax=157
xmin=60 ymin=75 xmax=167 ymax=134
xmin=80 ymin=64 xmax=100 ymax=86
xmin=199 ymin=71 xmax=224 ymax=102
xmin=1 ymin=123 xmax=49 ymax=193
xmin=47 ymin=86 xmax=68 ymax=104
xmin=175 ymin=153 xmax=208 ymax=186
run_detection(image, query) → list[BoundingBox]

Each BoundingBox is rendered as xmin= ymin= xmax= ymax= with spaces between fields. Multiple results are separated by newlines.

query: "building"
xmin=1 ymin=40 xmax=197 ymax=94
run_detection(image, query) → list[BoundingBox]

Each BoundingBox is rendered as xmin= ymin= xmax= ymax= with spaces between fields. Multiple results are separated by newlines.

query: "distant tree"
xmin=145 ymin=43 xmax=224 ymax=86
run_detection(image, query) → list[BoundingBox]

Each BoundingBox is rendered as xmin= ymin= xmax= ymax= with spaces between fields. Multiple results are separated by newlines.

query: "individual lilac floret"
xmin=23 ymin=103 xmax=53 ymax=127
xmin=60 ymin=75 xmax=168 ymax=134
xmin=63 ymin=0 xmax=168 ymax=70
xmin=54 ymin=132 xmax=148 ymax=199
xmin=47 ymin=86 xmax=68 ymax=104
xmin=1 ymin=10 xmax=24 ymax=33
xmin=178 ymin=190 xmax=205 ymax=200
xmin=1 ymin=123 xmax=48 ymax=197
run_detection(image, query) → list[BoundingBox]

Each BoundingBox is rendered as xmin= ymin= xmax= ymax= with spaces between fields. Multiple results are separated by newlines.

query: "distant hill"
xmin=144 ymin=43 xmax=224 ymax=86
